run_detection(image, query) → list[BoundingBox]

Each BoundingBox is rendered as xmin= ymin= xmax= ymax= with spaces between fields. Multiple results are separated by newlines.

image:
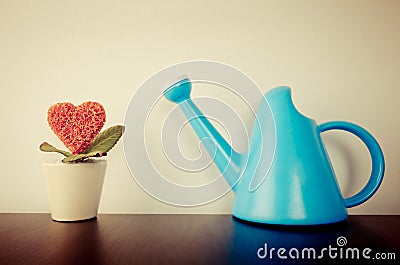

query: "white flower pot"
xmin=43 ymin=159 xmax=107 ymax=222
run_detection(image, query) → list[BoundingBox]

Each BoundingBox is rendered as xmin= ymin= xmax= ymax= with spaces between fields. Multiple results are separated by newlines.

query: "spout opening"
xmin=163 ymin=78 xmax=192 ymax=103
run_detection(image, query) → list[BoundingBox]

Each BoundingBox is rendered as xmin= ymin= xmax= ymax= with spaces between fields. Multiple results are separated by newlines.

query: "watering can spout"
xmin=164 ymin=78 xmax=242 ymax=188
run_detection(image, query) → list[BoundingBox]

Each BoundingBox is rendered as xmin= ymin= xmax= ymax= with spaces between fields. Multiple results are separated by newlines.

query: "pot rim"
xmin=43 ymin=158 xmax=107 ymax=166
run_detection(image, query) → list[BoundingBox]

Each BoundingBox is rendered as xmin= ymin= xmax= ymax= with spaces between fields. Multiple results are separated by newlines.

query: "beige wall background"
xmin=0 ymin=0 xmax=399 ymax=214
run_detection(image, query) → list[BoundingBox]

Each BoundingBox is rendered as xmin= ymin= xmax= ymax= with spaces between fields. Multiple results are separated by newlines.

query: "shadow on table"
xmin=228 ymin=216 xmax=397 ymax=265
xmin=45 ymin=218 xmax=104 ymax=265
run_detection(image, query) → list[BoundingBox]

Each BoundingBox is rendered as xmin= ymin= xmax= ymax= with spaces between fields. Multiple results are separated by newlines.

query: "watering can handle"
xmin=319 ymin=121 xmax=385 ymax=208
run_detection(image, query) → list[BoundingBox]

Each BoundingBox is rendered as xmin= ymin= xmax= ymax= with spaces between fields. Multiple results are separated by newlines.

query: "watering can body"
xmin=164 ymin=79 xmax=384 ymax=225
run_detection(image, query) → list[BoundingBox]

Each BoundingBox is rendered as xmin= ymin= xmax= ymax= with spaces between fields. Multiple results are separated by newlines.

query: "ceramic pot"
xmin=43 ymin=159 xmax=107 ymax=222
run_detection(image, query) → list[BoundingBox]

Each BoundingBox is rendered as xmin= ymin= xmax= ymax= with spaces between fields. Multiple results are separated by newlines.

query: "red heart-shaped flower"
xmin=47 ymin=102 xmax=106 ymax=154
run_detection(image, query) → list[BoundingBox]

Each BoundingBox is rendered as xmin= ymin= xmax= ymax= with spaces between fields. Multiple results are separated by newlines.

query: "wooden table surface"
xmin=0 ymin=214 xmax=399 ymax=265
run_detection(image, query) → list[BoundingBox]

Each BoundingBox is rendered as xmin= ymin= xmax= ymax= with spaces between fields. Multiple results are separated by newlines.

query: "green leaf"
xmin=39 ymin=142 xmax=72 ymax=157
xmin=62 ymin=151 xmax=107 ymax=163
xmin=84 ymin=125 xmax=125 ymax=154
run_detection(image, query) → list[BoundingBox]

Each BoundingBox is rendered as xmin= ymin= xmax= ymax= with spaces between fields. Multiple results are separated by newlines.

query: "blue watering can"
xmin=164 ymin=78 xmax=384 ymax=225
